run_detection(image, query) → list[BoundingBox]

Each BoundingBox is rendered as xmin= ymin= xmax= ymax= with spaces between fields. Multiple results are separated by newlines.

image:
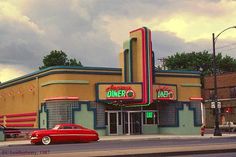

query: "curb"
xmin=100 ymin=148 xmax=236 ymax=157
xmin=1 ymin=134 xmax=236 ymax=147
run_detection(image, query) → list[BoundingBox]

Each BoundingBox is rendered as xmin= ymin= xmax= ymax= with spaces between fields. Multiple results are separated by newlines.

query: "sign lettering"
xmin=106 ymin=85 xmax=135 ymax=100
xmin=156 ymin=86 xmax=175 ymax=100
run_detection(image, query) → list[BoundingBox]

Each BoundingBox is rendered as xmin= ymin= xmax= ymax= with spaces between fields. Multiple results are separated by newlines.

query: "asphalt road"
xmin=1 ymin=137 xmax=236 ymax=156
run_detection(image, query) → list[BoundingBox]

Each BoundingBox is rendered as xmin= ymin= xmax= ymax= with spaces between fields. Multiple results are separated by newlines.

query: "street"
xmin=1 ymin=137 xmax=236 ymax=156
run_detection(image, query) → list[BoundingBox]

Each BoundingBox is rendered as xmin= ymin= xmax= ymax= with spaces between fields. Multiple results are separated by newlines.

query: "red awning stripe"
xmin=6 ymin=118 xmax=36 ymax=123
xmin=5 ymin=124 xmax=34 ymax=127
xmin=6 ymin=112 xmax=37 ymax=118
xmin=0 ymin=120 xmax=3 ymax=123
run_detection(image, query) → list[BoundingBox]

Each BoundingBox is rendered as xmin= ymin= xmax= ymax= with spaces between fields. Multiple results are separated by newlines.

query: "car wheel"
xmin=41 ymin=136 xmax=51 ymax=145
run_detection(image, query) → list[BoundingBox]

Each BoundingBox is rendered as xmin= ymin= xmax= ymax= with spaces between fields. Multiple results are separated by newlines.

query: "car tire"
xmin=41 ymin=136 xmax=51 ymax=145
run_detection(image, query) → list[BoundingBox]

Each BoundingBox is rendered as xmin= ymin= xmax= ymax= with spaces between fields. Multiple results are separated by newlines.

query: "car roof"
xmin=55 ymin=123 xmax=84 ymax=127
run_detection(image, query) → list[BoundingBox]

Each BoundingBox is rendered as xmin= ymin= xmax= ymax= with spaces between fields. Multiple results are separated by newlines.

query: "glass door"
xmin=130 ymin=112 xmax=142 ymax=135
xmin=108 ymin=112 xmax=118 ymax=135
xmin=123 ymin=112 xmax=129 ymax=134
xmin=123 ymin=111 xmax=142 ymax=135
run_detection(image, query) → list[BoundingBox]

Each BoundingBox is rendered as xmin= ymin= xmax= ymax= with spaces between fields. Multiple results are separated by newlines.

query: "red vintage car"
xmin=30 ymin=124 xmax=99 ymax=145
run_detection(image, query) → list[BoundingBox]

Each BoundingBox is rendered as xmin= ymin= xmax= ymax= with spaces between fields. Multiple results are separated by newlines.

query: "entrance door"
xmin=108 ymin=112 xmax=118 ymax=135
xmin=123 ymin=112 xmax=142 ymax=135
xmin=130 ymin=112 xmax=142 ymax=134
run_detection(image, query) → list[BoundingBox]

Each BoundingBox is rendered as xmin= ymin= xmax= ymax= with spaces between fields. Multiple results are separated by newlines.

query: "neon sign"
xmin=106 ymin=85 xmax=136 ymax=100
xmin=156 ymin=86 xmax=175 ymax=100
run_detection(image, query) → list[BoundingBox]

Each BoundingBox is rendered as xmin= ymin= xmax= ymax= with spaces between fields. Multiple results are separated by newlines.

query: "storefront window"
xmin=230 ymin=87 xmax=236 ymax=98
xmin=118 ymin=112 xmax=122 ymax=125
xmin=143 ymin=111 xmax=158 ymax=125
xmin=209 ymin=90 xmax=215 ymax=100
xmin=105 ymin=112 xmax=108 ymax=125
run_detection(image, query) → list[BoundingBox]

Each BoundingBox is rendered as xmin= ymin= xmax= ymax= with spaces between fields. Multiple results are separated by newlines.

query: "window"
xmin=61 ymin=126 xmax=73 ymax=129
xmin=209 ymin=90 xmax=215 ymax=100
xmin=230 ymin=87 xmax=236 ymax=98
xmin=143 ymin=111 xmax=158 ymax=125
xmin=105 ymin=112 xmax=108 ymax=125
xmin=118 ymin=112 xmax=121 ymax=125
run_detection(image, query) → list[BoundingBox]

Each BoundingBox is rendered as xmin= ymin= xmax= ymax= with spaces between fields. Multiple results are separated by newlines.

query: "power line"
xmin=205 ymin=42 xmax=236 ymax=52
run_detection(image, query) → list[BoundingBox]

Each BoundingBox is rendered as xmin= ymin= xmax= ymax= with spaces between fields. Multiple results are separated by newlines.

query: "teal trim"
xmin=124 ymin=50 xmax=128 ymax=82
xmin=189 ymin=103 xmax=203 ymax=126
xmin=181 ymin=84 xmax=202 ymax=87
xmin=123 ymin=38 xmax=136 ymax=82
xmin=72 ymin=101 xmax=106 ymax=129
xmin=155 ymin=74 xmax=200 ymax=78
xmin=157 ymin=70 xmax=201 ymax=74
xmin=41 ymin=80 xmax=89 ymax=87
xmin=159 ymin=102 xmax=184 ymax=127
xmin=38 ymin=103 xmax=49 ymax=129
xmin=159 ymin=101 xmax=202 ymax=127
xmin=159 ymin=103 xmax=201 ymax=135
xmin=129 ymin=38 xmax=135 ymax=82
xmin=152 ymin=51 xmax=155 ymax=84
xmin=0 ymin=127 xmax=5 ymax=141
xmin=143 ymin=125 xmax=159 ymax=134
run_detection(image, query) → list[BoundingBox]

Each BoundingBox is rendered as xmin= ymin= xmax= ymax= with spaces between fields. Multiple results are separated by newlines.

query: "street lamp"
xmin=212 ymin=26 xmax=236 ymax=136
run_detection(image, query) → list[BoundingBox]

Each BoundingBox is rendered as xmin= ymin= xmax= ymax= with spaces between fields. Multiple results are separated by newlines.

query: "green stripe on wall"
xmin=181 ymin=84 xmax=201 ymax=87
xmin=41 ymin=80 xmax=89 ymax=87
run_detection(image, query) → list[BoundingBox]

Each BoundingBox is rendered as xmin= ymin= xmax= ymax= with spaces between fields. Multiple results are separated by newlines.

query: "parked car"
xmin=0 ymin=124 xmax=21 ymax=138
xmin=219 ymin=121 xmax=236 ymax=132
xmin=30 ymin=123 xmax=99 ymax=145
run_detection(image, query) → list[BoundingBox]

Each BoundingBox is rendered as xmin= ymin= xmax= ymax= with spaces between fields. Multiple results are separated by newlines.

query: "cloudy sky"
xmin=1 ymin=0 xmax=236 ymax=82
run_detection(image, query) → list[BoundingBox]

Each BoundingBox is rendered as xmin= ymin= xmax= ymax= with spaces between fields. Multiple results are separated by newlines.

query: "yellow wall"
xmin=39 ymin=73 xmax=121 ymax=105
xmin=155 ymin=75 xmax=201 ymax=101
xmin=0 ymin=80 xmax=38 ymax=116
xmin=130 ymin=30 xmax=143 ymax=82
xmin=0 ymin=70 xmax=122 ymax=117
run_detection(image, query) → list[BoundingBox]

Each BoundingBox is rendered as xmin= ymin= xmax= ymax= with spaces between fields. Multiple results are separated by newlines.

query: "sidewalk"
xmin=1 ymin=133 xmax=236 ymax=147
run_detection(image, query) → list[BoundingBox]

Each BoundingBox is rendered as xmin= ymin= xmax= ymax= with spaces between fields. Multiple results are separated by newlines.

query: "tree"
xmin=39 ymin=50 xmax=82 ymax=69
xmin=164 ymin=51 xmax=236 ymax=76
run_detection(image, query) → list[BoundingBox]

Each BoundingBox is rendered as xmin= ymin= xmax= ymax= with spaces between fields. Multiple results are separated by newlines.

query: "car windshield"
xmin=52 ymin=125 xmax=60 ymax=130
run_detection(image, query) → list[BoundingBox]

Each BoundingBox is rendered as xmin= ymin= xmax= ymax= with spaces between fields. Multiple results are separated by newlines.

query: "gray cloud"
xmin=0 ymin=0 xmax=234 ymax=73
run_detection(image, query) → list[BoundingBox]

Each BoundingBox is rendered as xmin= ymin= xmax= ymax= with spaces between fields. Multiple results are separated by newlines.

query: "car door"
xmin=72 ymin=126 xmax=84 ymax=142
xmin=57 ymin=126 xmax=75 ymax=143
xmin=77 ymin=128 xmax=95 ymax=142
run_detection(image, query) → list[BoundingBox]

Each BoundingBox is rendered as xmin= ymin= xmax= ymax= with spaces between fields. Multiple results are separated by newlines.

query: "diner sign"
xmin=97 ymin=83 xmax=142 ymax=102
xmin=153 ymin=84 xmax=177 ymax=100
xmin=106 ymin=85 xmax=135 ymax=99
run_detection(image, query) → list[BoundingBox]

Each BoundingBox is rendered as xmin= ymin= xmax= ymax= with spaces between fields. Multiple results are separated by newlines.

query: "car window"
xmin=62 ymin=126 xmax=73 ymax=129
xmin=73 ymin=126 xmax=82 ymax=129
xmin=52 ymin=125 xmax=60 ymax=130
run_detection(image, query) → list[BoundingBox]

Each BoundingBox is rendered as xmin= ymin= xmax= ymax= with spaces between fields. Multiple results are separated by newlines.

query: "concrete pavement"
xmin=1 ymin=133 xmax=236 ymax=147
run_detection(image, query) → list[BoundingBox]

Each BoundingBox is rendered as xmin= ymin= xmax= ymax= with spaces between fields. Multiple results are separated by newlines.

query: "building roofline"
xmin=0 ymin=66 xmax=201 ymax=88
xmin=156 ymin=69 xmax=201 ymax=75
xmin=0 ymin=66 xmax=122 ymax=87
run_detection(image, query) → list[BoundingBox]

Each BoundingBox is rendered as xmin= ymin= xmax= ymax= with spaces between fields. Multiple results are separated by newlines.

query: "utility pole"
xmin=158 ymin=58 xmax=167 ymax=70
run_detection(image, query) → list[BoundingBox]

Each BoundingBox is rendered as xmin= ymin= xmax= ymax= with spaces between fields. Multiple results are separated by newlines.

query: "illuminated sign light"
xmin=106 ymin=85 xmax=135 ymax=100
xmin=157 ymin=86 xmax=175 ymax=100
xmin=146 ymin=112 xmax=153 ymax=119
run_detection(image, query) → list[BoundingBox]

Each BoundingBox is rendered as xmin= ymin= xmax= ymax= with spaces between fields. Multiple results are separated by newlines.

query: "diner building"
xmin=0 ymin=27 xmax=203 ymax=135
